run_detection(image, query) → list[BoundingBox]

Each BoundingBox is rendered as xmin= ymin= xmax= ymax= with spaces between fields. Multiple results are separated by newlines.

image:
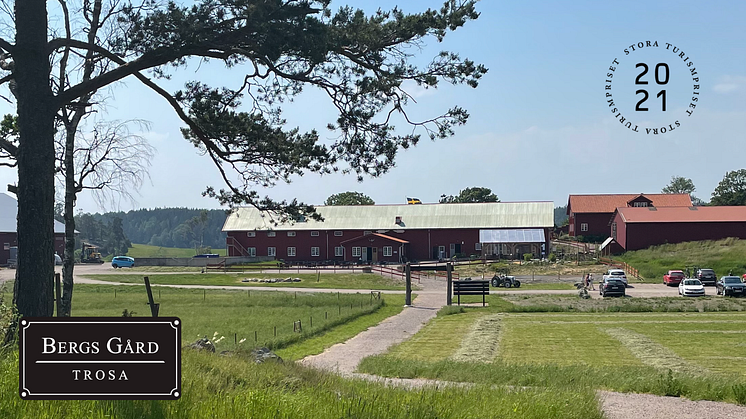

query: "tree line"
xmin=72 ymin=208 xmax=229 ymax=252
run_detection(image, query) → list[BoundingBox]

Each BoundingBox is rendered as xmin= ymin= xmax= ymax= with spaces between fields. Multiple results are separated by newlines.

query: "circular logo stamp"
xmin=604 ymin=41 xmax=700 ymax=134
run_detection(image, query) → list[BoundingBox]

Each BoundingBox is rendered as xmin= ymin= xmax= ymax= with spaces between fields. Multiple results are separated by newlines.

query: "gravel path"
xmin=299 ymin=275 xmax=445 ymax=373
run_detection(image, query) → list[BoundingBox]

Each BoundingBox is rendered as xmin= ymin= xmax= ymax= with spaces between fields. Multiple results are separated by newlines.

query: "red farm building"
xmin=606 ymin=206 xmax=746 ymax=252
xmin=0 ymin=193 xmax=66 ymax=265
xmin=222 ymin=202 xmax=554 ymax=263
xmin=566 ymin=193 xmax=692 ymax=240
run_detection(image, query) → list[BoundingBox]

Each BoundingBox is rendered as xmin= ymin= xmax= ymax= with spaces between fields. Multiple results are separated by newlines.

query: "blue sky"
xmin=1 ymin=0 xmax=745 ymax=212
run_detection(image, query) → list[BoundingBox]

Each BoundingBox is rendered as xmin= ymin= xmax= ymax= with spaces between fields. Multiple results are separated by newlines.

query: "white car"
xmin=603 ymin=269 xmax=628 ymax=286
xmin=679 ymin=278 xmax=705 ymax=297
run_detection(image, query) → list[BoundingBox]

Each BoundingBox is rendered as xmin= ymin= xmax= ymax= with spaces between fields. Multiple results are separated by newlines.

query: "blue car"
xmin=111 ymin=256 xmax=135 ymax=268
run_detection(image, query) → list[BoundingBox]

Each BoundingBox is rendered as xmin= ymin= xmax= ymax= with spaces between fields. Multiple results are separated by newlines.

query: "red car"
xmin=664 ymin=270 xmax=685 ymax=286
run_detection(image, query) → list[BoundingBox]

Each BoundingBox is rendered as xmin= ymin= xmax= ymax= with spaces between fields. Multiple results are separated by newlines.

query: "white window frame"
xmin=633 ymin=201 xmax=648 ymax=207
xmin=247 ymin=231 xmax=256 ymax=237
xmin=334 ymin=231 xmax=343 ymax=237
xmin=287 ymin=231 xmax=296 ymax=237
xmin=580 ymin=223 xmax=588 ymax=232
xmin=475 ymin=243 xmax=482 ymax=251
xmin=438 ymin=245 xmax=445 ymax=253
xmin=352 ymin=247 xmax=361 ymax=257
xmin=248 ymin=247 xmax=256 ymax=257
xmin=311 ymin=231 xmax=320 ymax=237
xmin=383 ymin=246 xmax=393 ymax=257
xmin=268 ymin=247 xmax=276 ymax=257
xmin=267 ymin=231 xmax=276 ymax=237
xmin=334 ymin=246 xmax=344 ymax=257
xmin=287 ymin=247 xmax=296 ymax=257
xmin=311 ymin=247 xmax=320 ymax=257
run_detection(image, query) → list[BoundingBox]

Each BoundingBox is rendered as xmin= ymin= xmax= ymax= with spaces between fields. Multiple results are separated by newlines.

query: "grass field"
xmin=616 ymin=238 xmax=746 ymax=280
xmin=125 ymin=243 xmax=227 ymax=258
xmin=0 ymin=283 xmax=605 ymax=418
xmin=82 ymin=272 xmax=412 ymax=290
xmin=360 ymin=308 xmax=746 ymax=404
xmin=0 ymin=350 xmax=603 ymax=419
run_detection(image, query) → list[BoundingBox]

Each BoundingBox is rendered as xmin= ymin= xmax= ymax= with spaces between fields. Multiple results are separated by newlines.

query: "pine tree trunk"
xmin=13 ymin=0 xmax=55 ymax=319
xmin=60 ymin=127 xmax=77 ymax=317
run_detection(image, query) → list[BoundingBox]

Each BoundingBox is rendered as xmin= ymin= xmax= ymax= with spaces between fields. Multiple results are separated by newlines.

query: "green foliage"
xmin=711 ymin=169 xmax=746 ymax=206
xmin=733 ymin=383 xmax=746 ymax=405
xmin=324 ymin=191 xmax=375 ymax=206
xmin=662 ymin=175 xmax=696 ymax=195
xmin=74 ymin=214 xmax=131 ymax=256
xmin=440 ymin=187 xmax=499 ymax=203
xmin=523 ymin=253 xmax=532 ymax=262
xmin=549 ymin=252 xmax=557 ymax=262
xmin=554 ymin=205 xmax=568 ymax=226
xmin=659 ymin=369 xmax=684 ymax=397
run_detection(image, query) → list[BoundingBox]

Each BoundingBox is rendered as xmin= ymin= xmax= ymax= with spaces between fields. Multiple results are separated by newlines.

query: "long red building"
xmin=608 ymin=206 xmax=746 ymax=251
xmin=222 ymin=202 xmax=554 ymax=263
xmin=567 ymin=193 xmax=692 ymax=239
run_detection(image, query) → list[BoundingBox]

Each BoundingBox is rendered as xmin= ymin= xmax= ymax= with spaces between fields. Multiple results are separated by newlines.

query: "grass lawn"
xmin=0 ymin=284 xmax=604 ymax=418
xmin=0 ymin=350 xmax=603 ymax=419
xmin=360 ymin=308 xmax=746 ymax=404
xmin=42 ymin=284 xmax=384 ymax=351
xmin=616 ymin=238 xmax=746 ymax=280
xmin=125 ymin=243 xmax=227 ymax=258
xmin=82 ymin=272 xmax=412 ymax=290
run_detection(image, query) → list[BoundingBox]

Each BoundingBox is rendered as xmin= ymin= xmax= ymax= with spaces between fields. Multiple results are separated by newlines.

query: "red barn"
xmin=0 ymin=193 xmax=66 ymax=265
xmin=222 ymin=202 xmax=554 ymax=263
xmin=566 ymin=193 xmax=692 ymax=240
xmin=609 ymin=206 xmax=746 ymax=251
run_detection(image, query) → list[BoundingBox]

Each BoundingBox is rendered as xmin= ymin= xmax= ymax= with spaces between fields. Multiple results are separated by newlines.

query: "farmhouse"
xmin=608 ymin=206 xmax=746 ymax=252
xmin=0 ymin=193 xmax=66 ymax=265
xmin=222 ymin=202 xmax=554 ymax=263
xmin=566 ymin=193 xmax=692 ymax=240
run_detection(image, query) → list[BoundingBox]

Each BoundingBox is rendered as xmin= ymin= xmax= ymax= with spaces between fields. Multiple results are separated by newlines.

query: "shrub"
xmin=523 ymin=253 xmax=532 ymax=262
xmin=548 ymin=253 xmax=557 ymax=262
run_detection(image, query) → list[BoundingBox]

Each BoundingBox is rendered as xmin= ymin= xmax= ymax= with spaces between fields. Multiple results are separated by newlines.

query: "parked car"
xmin=111 ymin=256 xmax=135 ymax=268
xmin=696 ymin=268 xmax=717 ymax=286
xmin=664 ymin=270 xmax=685 ymax=286
xmin=600 ymin=278 xmax=626 ymax=297
xmin=716 ymin=276 xmax=746 ymax=296
xmin=603 ymin=269 xmax=628 ymax=286
xmin=678 ymin=278 xmax=705 ymax=297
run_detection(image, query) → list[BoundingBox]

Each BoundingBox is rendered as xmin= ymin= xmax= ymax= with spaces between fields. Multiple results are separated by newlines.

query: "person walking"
xmin=589 ymin=273 xmax=595 ymax=290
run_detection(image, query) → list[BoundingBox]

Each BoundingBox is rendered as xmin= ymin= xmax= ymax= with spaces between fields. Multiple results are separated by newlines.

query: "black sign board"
xmin=19 ymin=317 xmax=181 ymax=400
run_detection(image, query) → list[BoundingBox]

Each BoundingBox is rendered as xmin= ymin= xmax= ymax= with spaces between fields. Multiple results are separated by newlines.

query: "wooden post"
xmin=446 ymin=263 xmax=453 ymax=306
xmin=54 ymin=273 xmax=61 ymax=317
xmin=405 ymin=262 xmax=412 ymax=306
xmin=143 ymin=276 xmax=159 ymax=317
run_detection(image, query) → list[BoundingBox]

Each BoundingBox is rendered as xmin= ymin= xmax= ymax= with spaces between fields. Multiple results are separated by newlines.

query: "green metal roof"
xmin=222 ymin=202 xmax=554 ymax=231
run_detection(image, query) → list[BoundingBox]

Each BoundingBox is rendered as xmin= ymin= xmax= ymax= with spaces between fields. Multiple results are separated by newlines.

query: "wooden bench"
xmin=452 ymin=280 xmax=489 ymax=306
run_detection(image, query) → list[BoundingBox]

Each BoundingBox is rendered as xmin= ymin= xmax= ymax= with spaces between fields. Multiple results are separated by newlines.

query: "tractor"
xmin=81 ymin=242 xmax=104 ymax=264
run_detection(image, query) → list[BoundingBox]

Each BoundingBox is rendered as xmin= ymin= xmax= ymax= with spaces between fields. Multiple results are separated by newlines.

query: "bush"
xmin=548 ymin=253 xmax=557 ymax=262
xmin=523 ymin=253 xmax=532 ymax=262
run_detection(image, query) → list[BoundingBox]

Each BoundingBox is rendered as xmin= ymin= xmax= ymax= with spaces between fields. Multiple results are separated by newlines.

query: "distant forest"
xmin=554 ymin=205 xmax=568 ymax=226
xmin=83 ymin=208 xmax=229 ymax=250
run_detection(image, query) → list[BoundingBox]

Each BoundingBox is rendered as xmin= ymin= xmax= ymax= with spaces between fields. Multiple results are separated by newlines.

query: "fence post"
xmin=405 ymin=262 xmax=412 ymax=306
xmin=446 ymin=263 xmax=453 ymax=306
xmin=143 ymin=276 xmax=159 ymax=318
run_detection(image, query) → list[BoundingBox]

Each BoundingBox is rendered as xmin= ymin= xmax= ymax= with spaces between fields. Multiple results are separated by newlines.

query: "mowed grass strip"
xmin=603 ymin=327 xmax=710 ymax=375
xmin=125 ymin=243 xmax=227 ymax=258
xmin=386 ymin=310 xmax=483 ymax=362
xmin=499 ymin=314 xmax=642 ymax=367
xmin=83 ymin=272 xmax=411 ymax=290
xmin=450 ymin=314 xmax=502 ymax=363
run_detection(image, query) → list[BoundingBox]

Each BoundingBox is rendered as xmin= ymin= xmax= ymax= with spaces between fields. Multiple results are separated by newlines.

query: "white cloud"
xmin=713 ymin=75 xmax=746 ymax=94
